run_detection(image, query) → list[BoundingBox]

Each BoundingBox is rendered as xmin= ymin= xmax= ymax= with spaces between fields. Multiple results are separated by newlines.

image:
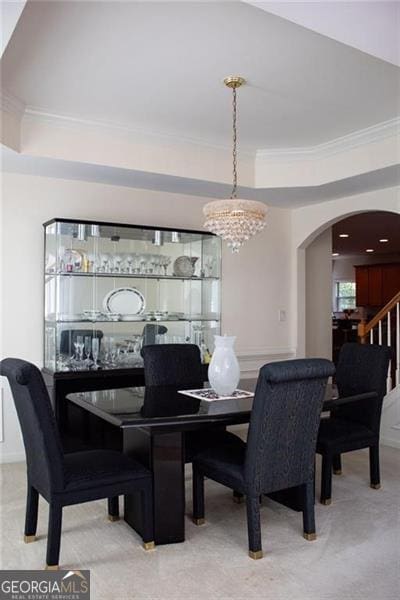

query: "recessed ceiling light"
xmin=379 ymin=238 xmax=389 ymax=243
xmin=366 ymin=249 xmax=374 ymax=253
xmin=332 ymin=252 xmax=339 ymax=257
xmin=339 ymin=233 xmax=349 ymax=238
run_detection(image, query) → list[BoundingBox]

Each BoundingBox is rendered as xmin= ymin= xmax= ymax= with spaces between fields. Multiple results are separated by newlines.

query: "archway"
xmin=291 ymin=187 xmax=400 ymax=357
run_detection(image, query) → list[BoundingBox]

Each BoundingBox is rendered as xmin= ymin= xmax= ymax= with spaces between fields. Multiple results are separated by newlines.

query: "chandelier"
xmin=203 ymin=76 xmax=267 ymax=253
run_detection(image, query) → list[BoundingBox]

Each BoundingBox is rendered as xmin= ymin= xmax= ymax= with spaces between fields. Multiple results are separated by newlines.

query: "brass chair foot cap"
xmin=333 ymin=469 xmax=342 ymax=475
xmin=233 ymin=496 xmax=244 ymax=504
xmin=321 ymin=498 xmax=332 ymax=505
xmin=45 ymin=565 xmax=59 ymax=571
xmin=24 ymin=535 xmax=36 ymax=543
xmin=143 ymin=541 xmax=155 ymax=551
xmin=193 ymin=517 xmax=205 ymax=526
xmin=303 ymin=532 xmax=317 ymax=541
xmin=108 ymin=515 xmax=120 ymax=522
xmin=249 ymin=550 xmax=263 ymax=560
xmin=371 ymin=483 xmax=381 ymax=490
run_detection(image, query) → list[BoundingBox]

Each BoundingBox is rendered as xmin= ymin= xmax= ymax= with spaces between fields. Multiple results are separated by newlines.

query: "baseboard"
xmin=381 ymin=436 xmax=400 ymax=449
xmin=0 ymin=451 xmax=25 ymax=465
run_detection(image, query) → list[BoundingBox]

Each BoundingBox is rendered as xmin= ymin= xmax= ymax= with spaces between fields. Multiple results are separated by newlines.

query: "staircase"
xmin=358 ymin=291 xmax=400 ymax=448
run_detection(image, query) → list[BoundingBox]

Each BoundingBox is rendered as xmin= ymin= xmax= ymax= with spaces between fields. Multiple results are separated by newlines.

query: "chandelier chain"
xmin=231 ymin=86 xmax=237 ymax=199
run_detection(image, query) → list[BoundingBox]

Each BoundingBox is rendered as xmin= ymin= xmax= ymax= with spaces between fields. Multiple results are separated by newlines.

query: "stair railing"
xmin=358 ymin=290 xmax=400 ymax=393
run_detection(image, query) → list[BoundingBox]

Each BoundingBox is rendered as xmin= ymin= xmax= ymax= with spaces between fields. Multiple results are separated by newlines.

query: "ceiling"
xmin=2 ymin=1 xmax=399 ymax=151
xmin=332 ymin=211 xmax=400 ymax=257
xmin=249 ymin=2 xmax=400 ymax=66
xmin=3 ymin=146 xmax=400 ymax=208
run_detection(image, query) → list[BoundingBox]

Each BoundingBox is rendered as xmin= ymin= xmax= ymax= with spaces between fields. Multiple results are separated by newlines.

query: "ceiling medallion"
xmin=203 ymin=76 xmax=267 ymax=253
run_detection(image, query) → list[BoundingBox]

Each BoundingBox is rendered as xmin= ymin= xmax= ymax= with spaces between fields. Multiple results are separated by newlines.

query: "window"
xmin=336 ymin=281 xmax=356 ymax=311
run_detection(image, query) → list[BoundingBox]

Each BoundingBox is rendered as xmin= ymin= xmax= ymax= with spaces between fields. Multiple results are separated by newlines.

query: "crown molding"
xmin=2 ymin=87 xmax=398 ymax=164
xmin=256 ymin=118 xmax=400 ymax=162
xmin=22 ymin=105 xmax=256 ymax=158
xmin=0 ymin=90 xmax=25 ymax=116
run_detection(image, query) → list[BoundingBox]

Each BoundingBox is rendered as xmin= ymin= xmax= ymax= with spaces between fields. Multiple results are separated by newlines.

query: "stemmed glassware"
xmin=114 ymin=255 xmax=122 ymax=273
xmin=100 ymin=254 xmax=110 ymax=273
xmin=84 ymin=336 xmax=92 ymax=367
xmin=73 ymin=335 xmax=84 ymax=367
xmin=92 ymin=337 xmax=100 ymax=369
xmin=162 ymin=256 xmax=171 ymax=276
xmin=205 ymin=257 xmax=215 ymax=277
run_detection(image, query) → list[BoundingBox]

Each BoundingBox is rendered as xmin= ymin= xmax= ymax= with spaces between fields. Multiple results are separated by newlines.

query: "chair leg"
xmin=332 ymin=454 xmax=342 ymax=475
xmin=233 ymin=490 xmax=244 ymax=504
xmin=24 ymin=484 xmax=39 ymax=543
xmin=141 ymin=485 xmax=155 ymax=551
xmin=46 ymin=504 xmax=62 ymax=570
xmin=246 ymin=496 xmax=263 ymax=559
xmin=108 ymin=496 xmax=120 ymax=521
xmin=192 ymin=466 xmax=205 ymax=525
xmin=369 ymin=445 xmax=381 ymax=489
xmin=320 ymin=454 xmax=333 ymax=505
xmin=302 ymin=482 xmax=316 ymax=541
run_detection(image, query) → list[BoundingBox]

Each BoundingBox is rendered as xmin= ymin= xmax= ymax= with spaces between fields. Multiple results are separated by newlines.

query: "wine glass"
xmin=74 ymin=335 xmax=84 ymax=365
xmin=205 ymin=257 xmax=215 ymax=277
xmin=92 ymin=337 xmax=100 ymax=369
xmin=84 ymin=336 xmax=92 ymax=365
xmin=162 ymin=256 xmax=171 ymax=276
xmin=100 ymin=254 xmax=110 ymax=273
xmin=126 ymin=255 xmax=133 ymax=274
xmin=114 ymin=255 xmax=122 ymax=273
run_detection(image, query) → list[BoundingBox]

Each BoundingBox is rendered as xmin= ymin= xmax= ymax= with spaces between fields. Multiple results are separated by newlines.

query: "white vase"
xmin=208 ymin=335 xmax=240 ymax=396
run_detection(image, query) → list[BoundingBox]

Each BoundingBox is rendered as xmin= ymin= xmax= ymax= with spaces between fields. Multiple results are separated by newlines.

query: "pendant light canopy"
xmin=203 ymin=77 xmax=267 ymax=253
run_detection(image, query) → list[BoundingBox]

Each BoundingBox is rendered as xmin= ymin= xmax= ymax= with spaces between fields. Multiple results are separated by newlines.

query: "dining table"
xmin=66 ymin=379 xmax=376 ymax=545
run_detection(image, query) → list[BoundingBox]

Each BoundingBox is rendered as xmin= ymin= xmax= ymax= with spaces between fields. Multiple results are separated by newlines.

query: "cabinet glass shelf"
xmin=45 ymin=272 xmax=218 ymax=281
xmin=43 ymin=218 xmax=221 ymax=373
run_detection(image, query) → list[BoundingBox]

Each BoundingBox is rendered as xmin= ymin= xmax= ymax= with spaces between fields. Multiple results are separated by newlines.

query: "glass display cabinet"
xmin=44 ymin=217 xmax=221 ymax=372
xmin=42 ymin=218 xmax=221 ymax=420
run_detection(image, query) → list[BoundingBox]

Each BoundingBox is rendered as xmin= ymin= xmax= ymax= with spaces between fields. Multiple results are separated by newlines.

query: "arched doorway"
xmin=291 ymin=187 xmax=400 ymax=358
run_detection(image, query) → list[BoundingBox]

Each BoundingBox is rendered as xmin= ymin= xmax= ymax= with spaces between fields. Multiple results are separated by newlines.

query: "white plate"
xmin=120 ymin=314 xmax=145 ymax=321
xmin=103 ymin=287 xmax=145 ymax=315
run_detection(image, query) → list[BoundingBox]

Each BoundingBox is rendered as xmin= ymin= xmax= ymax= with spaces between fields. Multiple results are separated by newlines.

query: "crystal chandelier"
xmin=203 ymin=76 xmax=267 ymax=253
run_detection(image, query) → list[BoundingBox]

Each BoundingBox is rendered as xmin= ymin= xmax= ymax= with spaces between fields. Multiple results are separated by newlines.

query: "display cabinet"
xmin=42 ymin=218 xmax=221 ymax=421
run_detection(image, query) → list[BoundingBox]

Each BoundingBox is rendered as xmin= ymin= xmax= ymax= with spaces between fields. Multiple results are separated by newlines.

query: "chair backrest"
xmin=334 ymin=343 xmax=392 ymax=434
xmin=245 ymin=358 xmax=335 ymax=496
xmin=141 ymin=344 xmax=204 ymax=387
xmin=0 ymin=358 xmax=65 ymax=495
xmin=142 ymin=324 xmax=168 ymax=346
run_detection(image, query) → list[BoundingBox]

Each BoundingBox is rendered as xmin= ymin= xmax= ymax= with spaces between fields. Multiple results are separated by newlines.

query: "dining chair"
xmin=0 ymin=358 xmax=155 ymax=570
xmin=192 ymin=358 xmax=335 ymax=559
xmin=317 ymin=342 xmax=392 ymax=505
xmin=141 ymin=344 xmax=244 ymax=462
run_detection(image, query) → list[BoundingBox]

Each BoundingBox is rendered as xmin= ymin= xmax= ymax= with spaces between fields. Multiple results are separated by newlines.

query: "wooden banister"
xmin=358 ymin=290 xmax=400 ymax=341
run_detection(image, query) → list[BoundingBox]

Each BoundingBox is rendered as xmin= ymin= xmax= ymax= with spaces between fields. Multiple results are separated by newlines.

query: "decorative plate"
xmin=173 ymin=256 xmax=198 ymax=277
xmin=103 ymin=287 xmax=145 ymax=316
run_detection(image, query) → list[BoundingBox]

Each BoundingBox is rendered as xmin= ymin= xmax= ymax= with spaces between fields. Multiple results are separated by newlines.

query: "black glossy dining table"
xmin=66 ymin=380 xmax=374 ymax=545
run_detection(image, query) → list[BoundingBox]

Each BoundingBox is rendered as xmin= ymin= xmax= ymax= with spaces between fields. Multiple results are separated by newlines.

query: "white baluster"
xmin=378 ymin=320 xmax=382 ymax=345
xmin=370 ymin=328 xmax=374 ymax=344
xmin=396 ymin=302 xmax=400 ymax=387
xmin=387 ymin=311 xmax=392 ymax=392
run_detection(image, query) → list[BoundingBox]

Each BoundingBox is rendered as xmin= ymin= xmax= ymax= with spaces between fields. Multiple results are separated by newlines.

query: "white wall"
xmin=0 ymin=172 xmax=293 ymax=462
xmin=305 ymin=227 xmax=332 ymax=359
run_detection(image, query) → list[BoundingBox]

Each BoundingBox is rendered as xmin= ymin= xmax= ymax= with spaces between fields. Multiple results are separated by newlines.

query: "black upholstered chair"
xmin=141 ymin=344 xmax=243 ymax=462
xmin=317 ymin=343 xmax=391 ymax=505
xmin=0 ymin=358 xmax=154 ymax=570
xmin=192 ymin=358 xmax=335 ymax=559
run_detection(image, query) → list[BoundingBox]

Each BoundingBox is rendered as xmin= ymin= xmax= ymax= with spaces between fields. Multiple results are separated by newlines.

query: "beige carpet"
xmin=1 ymin=446 xmax=399 ymax=600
